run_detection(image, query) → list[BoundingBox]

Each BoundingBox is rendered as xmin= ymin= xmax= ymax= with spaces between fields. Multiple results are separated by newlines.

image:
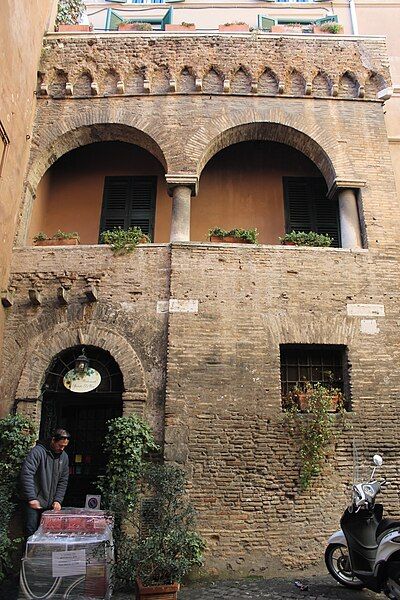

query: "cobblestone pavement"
xmin=113 ymin=574 xmax=382 ymax=600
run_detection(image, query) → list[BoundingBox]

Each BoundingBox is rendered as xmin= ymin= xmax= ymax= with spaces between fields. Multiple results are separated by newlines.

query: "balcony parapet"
xmin=38 ymin=33 xmax=391 ymax=101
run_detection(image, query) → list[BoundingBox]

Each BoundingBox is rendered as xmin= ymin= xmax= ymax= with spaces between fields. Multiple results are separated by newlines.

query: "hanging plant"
xmin=56 ymin=0 xmax=86 ymax=26
xmin=284 ymin=381 xmax=349 ymax=490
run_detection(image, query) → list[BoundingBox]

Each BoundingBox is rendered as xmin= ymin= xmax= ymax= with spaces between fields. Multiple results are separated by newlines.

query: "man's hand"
xmin=52 ymin=501 xmax=62 ymax=511
xmin=28 ymin=500 xmax=42 ymax=510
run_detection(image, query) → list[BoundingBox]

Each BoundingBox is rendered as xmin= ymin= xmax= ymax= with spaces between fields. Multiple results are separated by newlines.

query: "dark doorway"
xmin=40 ymin=346 xmax=123 ymax=507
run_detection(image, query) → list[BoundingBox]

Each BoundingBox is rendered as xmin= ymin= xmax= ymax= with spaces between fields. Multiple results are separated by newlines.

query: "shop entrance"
xmin=40 ymin=345 xmax=123 ymax=507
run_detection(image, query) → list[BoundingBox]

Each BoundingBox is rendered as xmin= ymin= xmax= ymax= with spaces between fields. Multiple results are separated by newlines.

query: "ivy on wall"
xmin=56 ymin=0 xmax=86 ymax=26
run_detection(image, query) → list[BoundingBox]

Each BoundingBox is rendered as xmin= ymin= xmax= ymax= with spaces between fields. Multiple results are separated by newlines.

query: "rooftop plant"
xmin=100 ymin=227 xmax=150 ymax=254
xmin=122 ymin=20 xmax=153 ymax=30
xmin=319 ymin=22 xmax=343 ymax=34
xmin=208 ymin=227 xmax=258 ymax=244
xmin=33 ymin=230 xmax=80 ymax=242
xmin=56 ymin=0 xmax=86 ymax=26
xmin=279 ymin=230 xmax=333 ymax=247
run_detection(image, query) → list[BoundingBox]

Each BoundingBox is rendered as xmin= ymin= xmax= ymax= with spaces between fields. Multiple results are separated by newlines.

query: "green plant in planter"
xmin=134 ymin=464 xmax=206 ymax=586
xmin=100 ymin=227 xmax=150 ymax=254
xmin=284 ymin=381 xmax=347 ymax=490
xmin=56 ymin=0 xmax=86 ymax=26
xmin=33 ymin=232 xmax=48 ymax=243
xmin=319 ymin=22 xmax=343 ymax=34
xmin=279 ymin=230 xmax=333 ymax=247
xmin=208 ymin=227 xmax=258 ymax=244
xmin=122 ymin=20 xmax=153 ymax=30
xmin=52 ymin=230 xmax=79 ymax=240
xmin=0 ymin=414 xmax=36 ymax=583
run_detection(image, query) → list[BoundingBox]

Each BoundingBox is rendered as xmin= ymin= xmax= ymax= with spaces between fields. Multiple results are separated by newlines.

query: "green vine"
xmin=56 ymin=0 xmax=86 ymax=26
xmin=208 ymin=227 xmax=258 ymax=244
xmin=284 ymin=382 xmax=348 ymax=490
xmin=0 ymin=414 xmax=36 ymax=582
xmin=279 ymin=230 xmax=333 ymax=247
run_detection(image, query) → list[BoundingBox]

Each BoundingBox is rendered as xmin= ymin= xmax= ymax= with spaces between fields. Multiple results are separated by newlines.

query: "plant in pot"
xmin=314 ymin=22 xmax=343 ymax=35
xmin=134 ymin=463 xmax=206 ymax=599
xmin=218 ymin=22 xmax=250 ymax=32
xmin=165 ymin=22 xmax=196 ymax=32
xmin=279 ymin=230 xmax=333 ymax=247
xmin=208 ymin=227 xmax=258 ymax=244
xmin=284 ymin=380 xmax=347 ymax=490
xmin=118 ymin=21 xmax=153 ymax=32
xmin=100 ymin=227 xmax=150 ymax=254
xmin=33 ymin=230 xmax=80 ymax=246
xmin=56 ymin=0 xmax=91 ymax=31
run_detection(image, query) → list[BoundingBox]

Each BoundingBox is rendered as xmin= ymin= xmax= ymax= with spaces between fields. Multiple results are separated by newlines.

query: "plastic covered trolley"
xmin=19 ymin=508 xmax=114 ymax=600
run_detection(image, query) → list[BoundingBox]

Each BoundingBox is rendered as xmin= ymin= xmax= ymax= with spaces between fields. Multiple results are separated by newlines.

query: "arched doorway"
xmin=40 ymin=345 xmax=123 ymax=507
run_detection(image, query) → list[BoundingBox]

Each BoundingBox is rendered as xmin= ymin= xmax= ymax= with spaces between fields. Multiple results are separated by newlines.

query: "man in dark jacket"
xmin=20 ymin=428 xmax=70 ymax=537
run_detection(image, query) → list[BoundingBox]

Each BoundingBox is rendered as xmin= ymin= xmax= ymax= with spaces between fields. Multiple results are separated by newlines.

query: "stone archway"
xmin=185 ymin=108 xmax=344 ymax=189
xmin=17 ymin=115 xmax=169 ymax=245
xmin=15 ymin=322 xmax=147 ymax=426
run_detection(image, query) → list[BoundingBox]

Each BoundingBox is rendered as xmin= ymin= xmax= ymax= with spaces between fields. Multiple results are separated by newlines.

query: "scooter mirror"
xmin=373 ymin=454 xmax=383 ymax=466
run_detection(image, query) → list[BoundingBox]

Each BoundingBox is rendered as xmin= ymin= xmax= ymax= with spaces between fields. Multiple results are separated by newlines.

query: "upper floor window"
xmin=99 ymin=176 xmax=157 ymax=240
xmin=283 ymin=177 xmax=341 ymax=247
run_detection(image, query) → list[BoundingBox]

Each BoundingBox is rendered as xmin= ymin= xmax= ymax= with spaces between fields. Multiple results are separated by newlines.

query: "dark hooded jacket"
xmin=20 ymin=441 xmax=69 ymax=509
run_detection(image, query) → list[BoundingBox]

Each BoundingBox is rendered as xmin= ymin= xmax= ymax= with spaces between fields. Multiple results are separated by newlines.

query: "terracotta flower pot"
xmin=218 ymin=24 xmax=249 ymax=32
xmin=210 ymin=235 xmax=252 ymax=243
xmin=58 ymin=24 xmax=91 ymax=32
xmin=280 ymin=241 xmax=296 ymax=246
xmin=34 ymin=238 xmax=79 ymax=246
xmin=165 ymin=24 xmax=196 ymax=31
xmin=136 ymin=578 xmax=180 ymax=600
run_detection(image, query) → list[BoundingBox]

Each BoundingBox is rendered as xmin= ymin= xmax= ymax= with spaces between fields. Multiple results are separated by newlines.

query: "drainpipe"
xmin=349 ymin=0 xmax=359 ymax=35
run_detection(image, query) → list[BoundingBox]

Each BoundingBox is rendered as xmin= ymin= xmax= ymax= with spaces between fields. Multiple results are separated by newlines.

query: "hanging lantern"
xmin=63 ymin=348 xmax=101 ymax=393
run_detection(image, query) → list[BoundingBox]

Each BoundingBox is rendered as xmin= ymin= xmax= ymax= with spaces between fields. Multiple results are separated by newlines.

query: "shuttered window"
xmin=99 ymin=176 xmax=156 ymax=240
xmin=283 ymin=177 xmax=341 ymax=247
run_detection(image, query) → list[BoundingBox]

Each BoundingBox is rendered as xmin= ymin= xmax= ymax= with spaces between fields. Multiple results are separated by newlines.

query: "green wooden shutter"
xmin=258 ymin=15 xmax=277 ymax=31
xmin=283 ymin=177 xmax=341 ymax=247
xmin=100 ymin=176 xmax=157 ymax=241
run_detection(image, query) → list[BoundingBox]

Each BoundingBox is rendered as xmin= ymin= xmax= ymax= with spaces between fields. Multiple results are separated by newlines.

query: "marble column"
xmin=338 ymin=188 xmax=362 ymax=249
xmin=170 ymin=185 xmax=191 ymax=242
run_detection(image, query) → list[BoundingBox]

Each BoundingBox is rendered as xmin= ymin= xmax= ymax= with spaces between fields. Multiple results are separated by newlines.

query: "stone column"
xmin=170 ymin=185 xmax=192 ymax=242
xmin=338 ymin=188 xmax=362 ymax=249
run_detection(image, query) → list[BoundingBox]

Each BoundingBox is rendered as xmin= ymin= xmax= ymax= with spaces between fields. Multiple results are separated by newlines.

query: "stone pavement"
xmin=113 ymin=574 xmax=382 ymax=600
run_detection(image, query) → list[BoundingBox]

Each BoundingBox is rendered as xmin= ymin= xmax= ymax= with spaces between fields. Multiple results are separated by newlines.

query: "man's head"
xmin=50 ymin=428 xmax=70 ymax=454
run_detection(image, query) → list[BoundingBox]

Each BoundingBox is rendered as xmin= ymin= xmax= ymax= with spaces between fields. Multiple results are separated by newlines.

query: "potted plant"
xmin=284 ymin=381 xmax=347 ymax=490
xmin=279 ymin=231 xmax=333 ymax=247
xmin=218 ymin=22 xmax=250 ymax=32
xmin=56 ymin=0 xmax=91 ymax=32
xmin=208 ymin=227 xmax=258 ymax=244
xmin=314 ymin=22 xmax=343 ymax=35
xmin=165 ymin=22 xmax=196 ymax=32
xmin=118 ymin=21 xmax=153 ymax=32
xmin=100 ymin=227 xmax=150 ymax=254
xmin=134 ymin=464 xmax=206 ymax=600
xmin=33 ymin=231 xmax=80 ymax=246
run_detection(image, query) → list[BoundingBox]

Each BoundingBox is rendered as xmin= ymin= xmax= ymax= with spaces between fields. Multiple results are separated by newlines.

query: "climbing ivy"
xmin=0 ymin=414 xmax=36 ymax=582
xmin=56 ymin=0 xmax=86 ymax=26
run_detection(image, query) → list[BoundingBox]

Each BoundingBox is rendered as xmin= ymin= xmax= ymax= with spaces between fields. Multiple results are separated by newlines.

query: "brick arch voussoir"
xmin=15 ymin=322 xmax=147 ymax=401
xmin=27 ymin=108 xmax=169 ymax=191
xmin=189 ymin=109 xmax=343 ymax=188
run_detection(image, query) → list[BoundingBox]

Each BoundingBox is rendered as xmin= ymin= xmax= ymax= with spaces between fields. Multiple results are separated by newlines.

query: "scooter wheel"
xmin=384 ymin=577 xmax=400 ymax=599
xmin=325 ymin=543 xmax=364 ymax=589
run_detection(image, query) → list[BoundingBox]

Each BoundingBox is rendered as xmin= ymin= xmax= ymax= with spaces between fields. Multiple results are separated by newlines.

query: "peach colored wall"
xmin=194 ymin=141 xmax=321 ymax=244
xmin=29 ymin=142 xmax=172 ymax=244
xmin=0 ymin=0 xmax=55 ymax=387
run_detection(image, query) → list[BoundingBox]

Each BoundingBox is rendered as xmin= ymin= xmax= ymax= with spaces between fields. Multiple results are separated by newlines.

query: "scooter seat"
xmin=376 ymin=518 xmax=400 ymax=542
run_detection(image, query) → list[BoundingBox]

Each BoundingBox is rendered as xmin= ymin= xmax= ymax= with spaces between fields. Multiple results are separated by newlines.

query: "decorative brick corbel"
xmin=65 ymin=82 xmax=73 ymax=96
xmin=116 ymin=80 xmax=125 ymax=94
xmin=251 ymin=81 xmax=258 ymax=94
xmin=195 ymin=77 xmax=202 ymax=92
xmin=143 ymin=79 xmax=151 ymax=93
xmin=278 ymin=81 xmax=284 ymax=94
xmin=1 ymin=290 xmax=14 ymax=308
xmin=305 ymin=81 xmax=312 ymax=95
xmin=90 ymin=81 xmax=99 ymax=96
xmin=84 ymin=284 xmax=98 ymax=302
xmin=28 ymin=289 xmax=42 ymax=306
xmin=57 ymin=287 xmax=69 ymax=306
xmin=332 ymin=83 xmax=338 ymax=97
xmin=358 ymin=85 xmax=365 ymax=99
xmin=169 ymin=79 xmax=177 ymax=92
xmin=39 ymin=84 xmax=49 ymax=96
xmin=223 ymin=78 xmax=231 ymax=93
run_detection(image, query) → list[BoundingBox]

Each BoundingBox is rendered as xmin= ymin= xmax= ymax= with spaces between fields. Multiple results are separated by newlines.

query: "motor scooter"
xmin=325 ymin=454 xmax=400 ymax=599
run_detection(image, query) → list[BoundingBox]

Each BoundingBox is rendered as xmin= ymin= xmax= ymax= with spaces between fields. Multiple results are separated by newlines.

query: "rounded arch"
xmin=16 ymin=322 xmax=147 ymax=401
xmin=187 ymin=109 xmax=343 ymax=188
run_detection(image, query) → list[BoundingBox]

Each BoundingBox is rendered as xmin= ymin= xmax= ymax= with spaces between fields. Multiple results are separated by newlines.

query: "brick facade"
xmin=1 ymin=31 xmax=400 ymax=576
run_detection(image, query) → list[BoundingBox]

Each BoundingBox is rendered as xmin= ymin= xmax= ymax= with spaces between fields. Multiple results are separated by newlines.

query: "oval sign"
xmin=63 ymin=368 xmax=101 ymax=393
